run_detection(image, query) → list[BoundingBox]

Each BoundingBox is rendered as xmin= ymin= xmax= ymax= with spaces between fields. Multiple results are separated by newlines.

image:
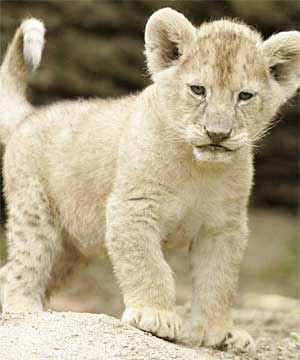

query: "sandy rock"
xmin=0 ymin=312 xmax=213 ymax=360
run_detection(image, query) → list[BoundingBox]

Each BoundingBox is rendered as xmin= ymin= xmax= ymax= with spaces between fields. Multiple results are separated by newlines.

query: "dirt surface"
xmin=0 ymin=312 xmax=212 ymax=360
xmin=0 ymin=298 xmax=299 ymax=360
xmin=203 ymin=306 xmax=299 ymax=360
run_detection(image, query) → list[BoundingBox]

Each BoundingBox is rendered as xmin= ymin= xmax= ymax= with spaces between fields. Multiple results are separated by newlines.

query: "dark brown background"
xmin=1 ymin=0 xmax=299 ymax=213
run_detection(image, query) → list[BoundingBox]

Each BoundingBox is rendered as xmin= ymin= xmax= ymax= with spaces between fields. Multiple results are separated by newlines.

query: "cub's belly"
xmin=57 ymin=196 xmax=108 ymax=258
xmin=63 ymin=210 xmax=200 ymax=259
xmin=161 ymin=211 xmax=203 ymax=251
xmin=58 ymin=186 xmax=203 ymax=258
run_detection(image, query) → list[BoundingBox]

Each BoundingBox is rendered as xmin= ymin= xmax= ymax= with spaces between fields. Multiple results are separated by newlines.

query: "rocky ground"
xmin=0 ymin=295 xmax=299 ymax=360
xmin=0 ymin=312 xmax=213 ymax=360
xmin=205 ymin=305 xmax=299 ymax=360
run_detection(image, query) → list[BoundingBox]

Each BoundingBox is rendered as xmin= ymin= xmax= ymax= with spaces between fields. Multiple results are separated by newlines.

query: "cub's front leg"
xmin=190 ymin=216 xmax=254 ymax=351
xmin=105 ymin=193 xmax=181 ymax=340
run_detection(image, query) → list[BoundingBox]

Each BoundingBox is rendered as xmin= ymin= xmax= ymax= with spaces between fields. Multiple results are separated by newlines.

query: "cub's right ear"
xmin=262 ymin=31 xmax=300 ymax=100
xmin=145 ymin=8 xmax=196 ymax=78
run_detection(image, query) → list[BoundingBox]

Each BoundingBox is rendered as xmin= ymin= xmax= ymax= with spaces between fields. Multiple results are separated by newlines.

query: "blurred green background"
xmin=0 ymin=0 xmax=299 ymax=299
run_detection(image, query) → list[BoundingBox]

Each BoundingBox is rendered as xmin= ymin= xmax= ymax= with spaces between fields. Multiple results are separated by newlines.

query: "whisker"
xmin=250 ymin=117 xmax=281 ymax=143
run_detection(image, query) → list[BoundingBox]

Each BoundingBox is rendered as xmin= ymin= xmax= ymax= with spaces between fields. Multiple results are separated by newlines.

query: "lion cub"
xmin=1 ymin=8 xmax=299 ymax=351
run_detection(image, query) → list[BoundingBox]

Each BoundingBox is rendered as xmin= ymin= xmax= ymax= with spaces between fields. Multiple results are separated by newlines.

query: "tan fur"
xmin=1 ymin=8 xmax=299 ymax=350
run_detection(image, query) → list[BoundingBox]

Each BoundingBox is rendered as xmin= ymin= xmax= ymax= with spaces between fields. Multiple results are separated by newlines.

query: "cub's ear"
xmin=262 ymin=31 xmax=300 ymax=99
xmin=145 ymin=8 xmax=196 ymax=77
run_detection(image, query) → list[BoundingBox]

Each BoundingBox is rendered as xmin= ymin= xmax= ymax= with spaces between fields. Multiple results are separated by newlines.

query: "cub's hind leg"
xmin=44 ymin=239 xmax=90 ymax=312
xmin=3 ymin=182 xmax=63 ymax=313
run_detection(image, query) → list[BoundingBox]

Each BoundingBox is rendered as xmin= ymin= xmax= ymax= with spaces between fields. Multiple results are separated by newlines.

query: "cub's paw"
xmin=222 ymin=328 xmax=255 ymax=352
xmin=202 ymin=326 xmax=255 ymax=352
xmin=2 ymin=294 xmax=43 ymax=313
xmin=121 ymin=306 xmax=181 ymax=341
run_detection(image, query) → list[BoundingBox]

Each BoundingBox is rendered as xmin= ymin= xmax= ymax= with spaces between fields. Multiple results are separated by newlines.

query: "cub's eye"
xmin=238 ymin=92 xmax=254 ymax=101
xmin=190 ymin=85 xmax=206 ymax=96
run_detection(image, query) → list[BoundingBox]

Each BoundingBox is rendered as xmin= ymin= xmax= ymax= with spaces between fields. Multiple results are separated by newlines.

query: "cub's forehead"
xmin=197 ymin=19 xmax=262 ymax=44
xmin=181 ymin=20 xmax=268 ymax=87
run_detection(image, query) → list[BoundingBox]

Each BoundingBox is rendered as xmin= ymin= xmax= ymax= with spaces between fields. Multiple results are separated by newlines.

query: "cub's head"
xmin=145 ymin=8 xmax=300 ymax=162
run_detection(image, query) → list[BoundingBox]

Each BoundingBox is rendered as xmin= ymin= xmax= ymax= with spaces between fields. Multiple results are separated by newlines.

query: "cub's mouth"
xmin=194 ymin=144 xmax=232 ymax=152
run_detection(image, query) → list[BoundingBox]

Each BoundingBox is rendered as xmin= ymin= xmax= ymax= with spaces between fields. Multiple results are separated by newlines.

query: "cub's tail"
xmin=0 ymin=19 xmax=45 ymax=146
xmin=1 ymin=18 xmax=45 ymax=81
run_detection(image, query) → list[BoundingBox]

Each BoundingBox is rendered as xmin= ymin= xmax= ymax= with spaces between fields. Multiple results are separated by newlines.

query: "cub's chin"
xmin=192 ymin=144 xmax=235 ymax=162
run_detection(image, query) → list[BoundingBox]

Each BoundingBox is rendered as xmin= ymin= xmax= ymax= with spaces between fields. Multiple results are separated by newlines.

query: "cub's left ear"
xmin=145 ymin=8 xmax=196 ymax=78
xmin=262 ymin=31 xmax=300 ymax=98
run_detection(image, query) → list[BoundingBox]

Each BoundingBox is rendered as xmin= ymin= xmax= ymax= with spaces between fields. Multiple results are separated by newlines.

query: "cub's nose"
xmin=205 ymin=127 xmax=232 ymax=143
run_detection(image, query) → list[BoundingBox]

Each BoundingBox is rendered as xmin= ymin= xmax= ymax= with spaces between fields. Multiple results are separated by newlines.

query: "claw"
xmin=122 ymin=306 xmax=181 ymax=341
